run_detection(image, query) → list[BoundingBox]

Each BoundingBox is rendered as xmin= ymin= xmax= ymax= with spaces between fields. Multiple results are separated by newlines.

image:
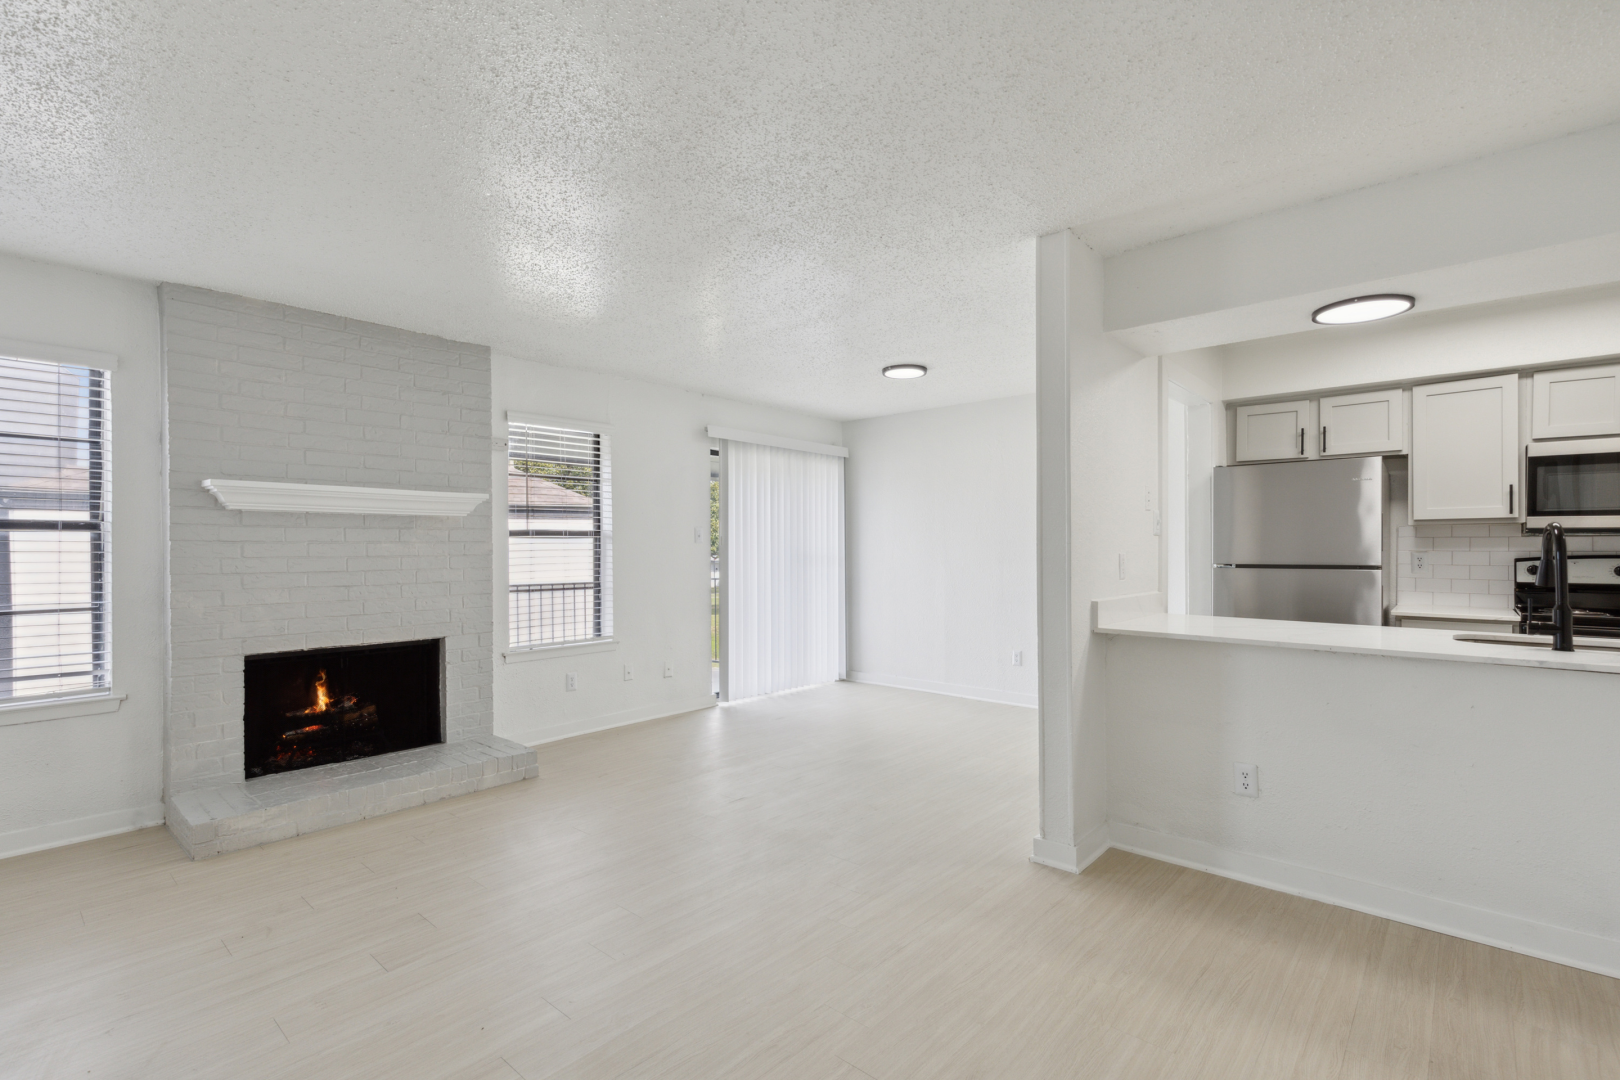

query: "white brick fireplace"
xmin=160 ymin=285 xmax=533 ymax=858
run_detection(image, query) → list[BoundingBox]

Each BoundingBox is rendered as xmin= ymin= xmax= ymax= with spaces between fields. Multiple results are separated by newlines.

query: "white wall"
xmin=1104 ymin=122 xmax=1620 ymax=354
xmin=1221 ymin=281 xmax=1620 ymax=403
xmin=0 ymin=254 xmax=166 ymax=858
xmin=843 ymin=395 xmax=1036 ymax=706
xmin=1106 ymin=636 xmax=1620 ymax=976
xmin=491 ymin=354 xmax=842 ymax=746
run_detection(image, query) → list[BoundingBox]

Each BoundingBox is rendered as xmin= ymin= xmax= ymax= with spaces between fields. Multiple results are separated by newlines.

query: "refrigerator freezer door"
xmin=1214 ymin=456 xmax=1383 ymax=567
xmin=1215 ymin=567 xmax=1384 ymax=625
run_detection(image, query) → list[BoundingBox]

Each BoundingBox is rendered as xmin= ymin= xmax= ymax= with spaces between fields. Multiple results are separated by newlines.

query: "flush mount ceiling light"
xmin=1311 ymin=294 xmax=1416 ymax=325
xmin=882 ymin=364 xmax=928 ymax=379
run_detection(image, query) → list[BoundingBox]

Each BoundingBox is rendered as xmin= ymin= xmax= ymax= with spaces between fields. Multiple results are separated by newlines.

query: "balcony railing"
xmin=509 ymin=582 xmax=598 ymax=648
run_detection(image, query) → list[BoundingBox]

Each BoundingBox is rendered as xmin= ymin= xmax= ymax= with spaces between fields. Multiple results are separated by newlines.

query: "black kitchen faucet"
xmin=1535 ymin=521 xmax=1576 ymax=651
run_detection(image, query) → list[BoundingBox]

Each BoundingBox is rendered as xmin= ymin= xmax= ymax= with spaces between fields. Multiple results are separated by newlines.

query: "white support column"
xmin=1033 ymin=231 xmax=1077 ymax=870
xmin=1033 ymin=230 xmax=1156 ymax=874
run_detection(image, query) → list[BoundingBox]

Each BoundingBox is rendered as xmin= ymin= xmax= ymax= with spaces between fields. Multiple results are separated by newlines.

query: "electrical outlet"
xmin=1233 ymin=762 xmax=1259 ymax=797
xmin=664 ymin=662 xmax=674 ymax=678
xmin=1011 ymin=650 xmax=1022 ymax=667
xmin=1145 ymin=489 xmax=1153 ymax=511
xmin=623 ymin=665 xmax=634 ymax=681
xmin=1413 ymin=552 xmax=1427 ymax=572
xmin=565 ymin=672 xmax=577 ymax=691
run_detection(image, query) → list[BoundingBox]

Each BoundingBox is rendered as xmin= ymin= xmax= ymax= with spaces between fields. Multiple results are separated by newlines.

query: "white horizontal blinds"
xmin=508 ymin=421 xmax=612 ymax=648
xmin=0 ymin=356 xmax=110 ymax=699
xmin=724 ymin=441 xmax=844 ymax=700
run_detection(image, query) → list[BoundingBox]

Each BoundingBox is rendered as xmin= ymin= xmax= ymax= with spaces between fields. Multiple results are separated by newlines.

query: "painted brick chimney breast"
xmin=161 ymin=285 xmax=495 ymax=805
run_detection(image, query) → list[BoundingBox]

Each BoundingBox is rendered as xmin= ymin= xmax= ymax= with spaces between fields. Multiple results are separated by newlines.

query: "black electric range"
xmin=1514 ymin=554 xmax=1620 ymax=638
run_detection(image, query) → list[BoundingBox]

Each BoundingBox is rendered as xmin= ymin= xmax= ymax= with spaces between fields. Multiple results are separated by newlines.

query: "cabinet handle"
xmin=1299 ymin=427 xmax=1304 ymax=455
xmin=1321 ymin=426 xmax=1327 ymax=454
xmin=1509 ymin=484 xmax=1514 ymax=515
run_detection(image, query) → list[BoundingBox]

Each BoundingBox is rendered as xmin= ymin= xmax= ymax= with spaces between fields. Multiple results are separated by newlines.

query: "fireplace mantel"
xmin=202 ymin=478 xmax=489 ymax=516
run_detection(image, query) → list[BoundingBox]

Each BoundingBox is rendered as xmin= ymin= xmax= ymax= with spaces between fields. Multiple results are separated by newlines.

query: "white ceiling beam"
xmin=1103 ymin=122 xmax=1620 ymax=354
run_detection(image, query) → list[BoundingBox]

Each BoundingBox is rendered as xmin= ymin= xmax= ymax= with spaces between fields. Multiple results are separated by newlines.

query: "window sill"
xmin=503 ymin=639 xmax=618 ymax=664
xmin=0 ymin=690 xmax=126 ymax=727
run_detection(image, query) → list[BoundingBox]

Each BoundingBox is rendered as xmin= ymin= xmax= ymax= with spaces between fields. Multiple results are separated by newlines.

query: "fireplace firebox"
xmin=243 ymin=639 xmax=443 ymax=779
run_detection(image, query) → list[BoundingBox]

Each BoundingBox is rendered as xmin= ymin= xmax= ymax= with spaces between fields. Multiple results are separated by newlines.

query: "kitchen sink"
xmin=1453 ymin=632 xmax=1620 ymax=652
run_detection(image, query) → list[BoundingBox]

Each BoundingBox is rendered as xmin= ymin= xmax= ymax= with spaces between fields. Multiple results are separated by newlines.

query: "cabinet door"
xmin=1411 ymin=374 xmax=1519 ymax=520
xmin=1531 ymin=363 xmax=1620 ymax=440
xmin=1234 ymin=399 xmax=1309 ymax=462
xmin=1321 ymin=388 xmax=1404 ymax=456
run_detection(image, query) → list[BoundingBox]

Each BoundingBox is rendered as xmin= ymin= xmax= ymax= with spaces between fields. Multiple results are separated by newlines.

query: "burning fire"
xmin=302 ymin=669 xmax=332 ymax=714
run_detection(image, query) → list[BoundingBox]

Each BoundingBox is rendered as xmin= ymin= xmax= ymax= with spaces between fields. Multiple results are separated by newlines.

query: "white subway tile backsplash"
xmin=1390 ymin=512 xmax=1591 ymax=613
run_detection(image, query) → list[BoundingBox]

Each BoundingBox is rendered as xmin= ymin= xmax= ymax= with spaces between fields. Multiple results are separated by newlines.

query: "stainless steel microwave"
xmin=1526 ymin=437 xmax=1620 ymax=530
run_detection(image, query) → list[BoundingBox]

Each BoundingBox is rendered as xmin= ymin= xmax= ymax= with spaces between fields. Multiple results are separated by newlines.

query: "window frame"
xmin=0 ymin=352 xmax=113 ymax=706
xmin=504 ymin=413 xmax=614 ymax=653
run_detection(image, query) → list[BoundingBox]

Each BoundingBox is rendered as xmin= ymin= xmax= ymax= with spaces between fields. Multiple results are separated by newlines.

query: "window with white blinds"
xmin=0 ymin=355 xmax=110 ymax=700
xmin=508 ymin=420 xmax=612 ymax=648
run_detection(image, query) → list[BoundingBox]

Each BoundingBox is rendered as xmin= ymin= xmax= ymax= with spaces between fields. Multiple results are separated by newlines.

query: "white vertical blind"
xmin=0 ymin=355 xmax=110 ymax=700
xmin=722 ymin=440 xmax=844 ymax=700
xmin=508 ymin=421 xmax=612 ymax=648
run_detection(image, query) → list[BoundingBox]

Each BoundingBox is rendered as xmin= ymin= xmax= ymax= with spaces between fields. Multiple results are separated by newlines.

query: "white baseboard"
xmin=504 ymin=697 xmax=719 ymax=748
xmin=0 ymin=802 xmax=166 ymax=861
xmin=847 ymin=670 xmax=1037 ymax=708
xmin=1030 ymin=822 xmax=1110 ymax=874
xmin=1109 ymin=822 xmax=1620 ymax=980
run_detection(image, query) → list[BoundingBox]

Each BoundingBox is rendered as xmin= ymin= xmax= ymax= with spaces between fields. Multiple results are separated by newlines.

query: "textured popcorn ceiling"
xmin=3 ymin=2 xmax=1620 ymax=419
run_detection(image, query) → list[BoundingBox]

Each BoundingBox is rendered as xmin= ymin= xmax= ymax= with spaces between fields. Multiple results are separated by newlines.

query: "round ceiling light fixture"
xmin=882 ymin=364 xmax=928 ymax=379
xmin=1311 ymin=294 xmax=1415 ymax=325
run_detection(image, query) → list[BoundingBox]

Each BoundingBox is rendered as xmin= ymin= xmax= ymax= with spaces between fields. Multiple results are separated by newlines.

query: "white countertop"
xmin=1388 ymin=604 xmax=1521 ymax=624
xmin=1094 ymin=607 xmax=1620 ymax=676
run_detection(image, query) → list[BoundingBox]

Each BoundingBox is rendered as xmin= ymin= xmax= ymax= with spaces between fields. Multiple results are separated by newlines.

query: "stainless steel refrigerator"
xmin=1214 ymin=455 xmax=1385 ymax=625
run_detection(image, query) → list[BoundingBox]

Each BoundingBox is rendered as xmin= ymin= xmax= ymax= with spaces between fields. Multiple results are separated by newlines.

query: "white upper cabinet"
xmin=1234 ymin=399 xmax=1310 ymax=462
xmin=1320 ymin=388 xmax=1405 ymax=457
xmin=1411 ymin=374 xmax=1520 ymax=521
xmin=1531 ymin=363 xmax=1620 ymax=440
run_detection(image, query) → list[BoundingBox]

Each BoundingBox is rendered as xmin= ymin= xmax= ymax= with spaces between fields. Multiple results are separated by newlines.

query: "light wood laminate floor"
xmin=3 ymin=682 xmax=1616 ymax=1079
